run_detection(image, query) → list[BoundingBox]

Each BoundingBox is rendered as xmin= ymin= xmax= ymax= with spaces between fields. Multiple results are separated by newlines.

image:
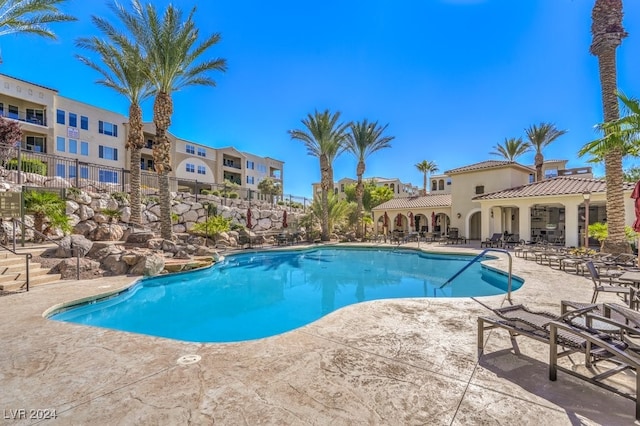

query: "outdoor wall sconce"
xmin=456 ymin=213 xmax=461 ymax=219
xmin=490 ymin=210 xmax=494 ymax=218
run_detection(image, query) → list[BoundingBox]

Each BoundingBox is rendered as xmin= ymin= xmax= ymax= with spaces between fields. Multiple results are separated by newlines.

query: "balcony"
xmin=1 ymin=109 xmax=47 ymax=126
xmin=223 ymin=158 xmax=241 ymax=170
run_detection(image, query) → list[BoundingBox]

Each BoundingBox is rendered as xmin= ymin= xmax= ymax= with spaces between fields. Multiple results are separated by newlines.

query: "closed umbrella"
xmin=431 ymin=212 xmax=436 ymax=230
xmin=283 ymin=210 xmax=288 ymax=228
xmin=396 ymin=214 xmax=402 ymax=227
xmin=246 ymin=208 xmax=252 ymax=229
xmin=409 ymin=212 xmax=414 ymax=228
xmin=632 ymin=181 xmax=640 ymax=265
xmin=384 ymin=212 xmax=389 ymax=228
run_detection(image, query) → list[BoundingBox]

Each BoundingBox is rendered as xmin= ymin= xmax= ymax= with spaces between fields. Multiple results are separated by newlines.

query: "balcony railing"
xmin=0 ymin=110 xmax=47 ymax=126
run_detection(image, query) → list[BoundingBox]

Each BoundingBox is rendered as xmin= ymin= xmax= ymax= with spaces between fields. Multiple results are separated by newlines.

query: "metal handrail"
xmin=0 ymin=232 xmax=32 ymax=291
xmin=11 ymin=218 xmax=81 ymax=281
xmin=439 ymin=248 xmax=513 ymax=302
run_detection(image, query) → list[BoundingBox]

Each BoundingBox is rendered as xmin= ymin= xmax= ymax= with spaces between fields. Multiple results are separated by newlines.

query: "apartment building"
xmin=0 ymin=73 xmax=283 ymax=193
xmin=312 ymin=176 xmax=420 ymax=200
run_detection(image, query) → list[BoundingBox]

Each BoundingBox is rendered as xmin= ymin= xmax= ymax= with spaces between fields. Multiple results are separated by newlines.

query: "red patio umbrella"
xmin=282 ymin=210 xmax=288 ymax=228
xmin=246 ymin=208 xmax=252 ymax=229
xmin=408 ymin=212 xmax=414 ymax=228
xmin=631 ymin=181 xmax=640 ymax=265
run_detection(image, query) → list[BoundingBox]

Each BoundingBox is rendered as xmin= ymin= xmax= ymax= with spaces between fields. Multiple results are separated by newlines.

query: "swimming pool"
xmin=49 ymin=247 xmax=522 ymax=343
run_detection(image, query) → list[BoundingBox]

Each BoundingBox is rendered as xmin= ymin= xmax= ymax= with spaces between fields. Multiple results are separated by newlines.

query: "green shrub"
xmin=209 ymin=190 xmax=220 ymax=196
xmin=112 ymin=192 xmax=130 ymax=204
xmin=171 ymin=213 xmax=180 ymax=224
xmin=101 ymin=208 xmax=121 ymax=222
xmin=228 ymin=192 xmax=239 ymax=199
xmin=277 ymin=200 xmax=285 ymax=205
xmin=6 ymin=158 xmax=47 ymax=175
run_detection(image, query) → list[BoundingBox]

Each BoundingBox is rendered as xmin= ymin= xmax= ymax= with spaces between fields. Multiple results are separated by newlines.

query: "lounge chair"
xmin=478 ymin=303 xmax=640 ymax=420
xmin=585 ymin=260 xmax=631 ymax=304
xmin=481 ymin=233 xmax=502 ymax=248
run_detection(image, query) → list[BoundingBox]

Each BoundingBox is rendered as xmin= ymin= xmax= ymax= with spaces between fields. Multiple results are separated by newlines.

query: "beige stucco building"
xmin=313 ymin=176 xmax=420 ymax=200
xmin=0 ymin=73 xmax=283 ymax=193
xmin=372 ymin=159 xmax=635 ymax=248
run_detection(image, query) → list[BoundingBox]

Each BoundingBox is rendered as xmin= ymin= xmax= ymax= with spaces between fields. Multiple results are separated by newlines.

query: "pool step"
xmin=0 ymin=251 xmax=60 ymax=291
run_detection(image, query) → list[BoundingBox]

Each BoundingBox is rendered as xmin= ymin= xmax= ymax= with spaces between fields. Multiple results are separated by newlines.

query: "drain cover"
xmin=177 ymin=354 xmax=201 ymax=365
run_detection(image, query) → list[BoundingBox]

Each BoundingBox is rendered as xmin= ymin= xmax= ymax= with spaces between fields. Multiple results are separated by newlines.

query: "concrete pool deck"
xmin=0 ymin=242 xmax=637 ymax=425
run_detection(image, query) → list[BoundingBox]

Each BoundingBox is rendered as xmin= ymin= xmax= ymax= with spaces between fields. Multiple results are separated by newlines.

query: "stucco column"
xmin=564 ymin=203 xmax=579 ymax=247
xmin=492 ymin=207 xmax=503 ymax=235
xmin=481 ymin=207 xmax=491 ymax=241
xmin=519 ymin=206 xmax=531 ymax=242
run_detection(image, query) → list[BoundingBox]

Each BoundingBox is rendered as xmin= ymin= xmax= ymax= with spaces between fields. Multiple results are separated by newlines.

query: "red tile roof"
xmin=373 ymin=194 xmax=451 ymax=210
xmin=445 ymin=160 xmax=533 ymax=174
xmin=473 ymin=176 xmax=635 ymax=200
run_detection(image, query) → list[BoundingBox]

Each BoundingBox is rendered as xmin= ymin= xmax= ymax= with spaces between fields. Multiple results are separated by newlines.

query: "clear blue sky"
xmin=2 ymin=0 xmax=639 ymax=198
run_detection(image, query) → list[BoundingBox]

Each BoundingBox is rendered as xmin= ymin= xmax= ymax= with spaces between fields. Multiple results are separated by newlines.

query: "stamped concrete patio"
xmin=0 ymin=242 xmax=637 ymax=425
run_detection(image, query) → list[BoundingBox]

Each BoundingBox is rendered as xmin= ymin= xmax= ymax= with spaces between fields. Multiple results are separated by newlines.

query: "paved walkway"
xmin=0 ymin=242 xmax=636 ymax=425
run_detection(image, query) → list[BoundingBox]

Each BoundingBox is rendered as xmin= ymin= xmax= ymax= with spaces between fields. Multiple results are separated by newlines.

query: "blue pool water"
xmin=49 ymin=247 xmax=522 ymax=343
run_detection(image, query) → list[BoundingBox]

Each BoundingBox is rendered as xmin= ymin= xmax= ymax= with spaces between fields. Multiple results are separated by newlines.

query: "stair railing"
xmin=0 ymin=227 xmax=31 ymax=291
xmin=11 ymin=218 xmax=81 ymax=281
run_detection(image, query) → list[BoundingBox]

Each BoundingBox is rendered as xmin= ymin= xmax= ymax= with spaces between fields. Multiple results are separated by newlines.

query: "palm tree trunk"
xmin=423 ymin=172 xmax=427 ymax=195
xmin=355 ymin=160 xmax=365 ymax=239
xmin=127 ymin=103 xmax=144 ymax=226
xmin=153 ymin=92 xmax=174 ymax=240
xmin=34 ymin=213 xmax=44 ymax=243
xmin=319 ymin=154 xmax=330 ymax=241
xmin=534 ymin=152 xmax=543 ymax=182
xmin=597 ymin=48 xmax=629 ymax=253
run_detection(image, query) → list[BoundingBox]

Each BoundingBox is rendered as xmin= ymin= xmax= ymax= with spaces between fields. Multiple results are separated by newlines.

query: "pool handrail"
xmin=439 ymin=248 xmax=513 ymax=302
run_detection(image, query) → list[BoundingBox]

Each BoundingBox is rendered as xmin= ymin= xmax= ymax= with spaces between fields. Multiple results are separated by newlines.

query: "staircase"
xmin=0 ymin=251 xmax=61 ymax=291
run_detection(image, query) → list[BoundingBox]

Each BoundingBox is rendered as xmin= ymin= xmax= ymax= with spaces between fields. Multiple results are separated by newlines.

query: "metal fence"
xmin=0 ymin=143 xmax=312 ymax=210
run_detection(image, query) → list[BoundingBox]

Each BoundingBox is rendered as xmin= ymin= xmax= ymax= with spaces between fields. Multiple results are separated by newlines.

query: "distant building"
xmin=312 ymin=177 xmax=419 ymax=200
xmin=0 ymin=73 xmax=283 ymax=192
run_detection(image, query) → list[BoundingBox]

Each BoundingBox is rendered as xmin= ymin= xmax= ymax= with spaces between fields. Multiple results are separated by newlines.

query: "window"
xmin=68 ymin=165 xmax=77 ymax=178
xmin=147 ymin=159 xmax=153 ymax=170
xmin=475 ymin=185 xmax=485 ymax=195
xmin=340 ymin=184 xmax=344 ymax=192
xmin=56 ymin=136 xmax=65 ymax=152
xmin=0 ymin=103 xmax=4 ymax=115
xmin=390 ymin=183 xmax=395 ymax=192
xmin=80 ymin=116 xmax=89 ymax=130
xmin=197 ymin=147 xmax=206 ymax=157
xmin=247 ymin=160 xmax=254 ymax=169
xmin=529 ymin=174 xmax=535 ymax=183
xmin=145 ymin=139 xmax=153 ymax=149
xmin=98 ymin=145 xmax=118 ymax=161
xmin=56 ymin=164 xmax=65 ymax=177
xmin=438 ymin=180 xmax=444 ymax=191
xmin=8 ymin=105 xmax=18 ymax=119
xmin=432 ymin=181 xmax=437 ymax=191
xmin=545 ymin=168 xmax=558 ymax=179
xmin=247 ymin=176 xmax=254 ymax=184
xmin=197 ymin=165 xmax=206 ymax=175
xmin=57 ymin=109 xmax=65 ymax=124
xmin=26 ymin=108 xmax=44 ymax=125
xmin=80 ymin=141 xmax=89 ymax=156
xmin=69 ymin=139 xmax=77 ymax=154
xmin=257 ymin=163 xmax=267 ymax=173
xmin=447 ymin=179 xmax=452 ymax=186
xmin=140 ymin=158 xmax=146 ymax=170
xmin=80 ymin=166 xmax=89 ymax=179
xmin=25 ymin=136 xmax=45 ymax=152
xmin=69 ymin=113 xmax=77 ymax=128
xmin=185 ymin=144 xmax=195 ymax=154
xmin=98 ymin=120 xmax=118 ymax=137
xmin=99 ymin=169 xmax=118 ymax=183
xmin=186 ymin=163 xmax=195 ymax=173
xmin=334 ymin=188 xmax=338 ymax=195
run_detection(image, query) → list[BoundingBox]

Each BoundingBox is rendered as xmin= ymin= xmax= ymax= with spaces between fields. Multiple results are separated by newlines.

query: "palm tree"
xmin=415 ymin=160 xmax=438 ymax=195
xmin=590 ymin=0 xmax=629 ymax=254
xmin=111 ymin=0 xmax=227 ymax=240
xmin=0 ymin=0 xmax=75 ymax=40
xmin=344 ymin=119 xmax=394 ymax=239
xmin=24 ymin=190 xmax=69 ymax=242
xmin=490 ymin=137 xmax=531 ymax=162
xmin=525 ymin=122 xmax=567 ymax=181
xmin=289 ymin=109 xmax=349 ymax=241
xmin=75 ymin=18 xmax=153 ymax=226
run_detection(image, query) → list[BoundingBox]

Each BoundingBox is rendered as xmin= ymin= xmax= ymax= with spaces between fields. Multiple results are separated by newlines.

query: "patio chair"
xmin=481 ymin=233 xmax=502 ymax=248
xmin=478 ymin=303 xmax=640 ymax=420
xmin=585 ymin=260 xmax=631 ymax=304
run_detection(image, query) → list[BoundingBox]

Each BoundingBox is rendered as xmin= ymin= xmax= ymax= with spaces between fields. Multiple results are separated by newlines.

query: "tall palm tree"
xmin=415 ymin=160 xmax=438 ymax=195
xmin=289 ymin=110 xmax=349 ymax=241
xmin=525 ymin=122 xmax=567 ymax=181
xmin=590 ymin=0 xmax=629 ymax=254
xmin=111 ymin=0 xmax=227 ymax=240
xmin=0 ymin=0 xmax=75 ymax=40
xmin=75 ymin=18 xmax=153 ymax=226
xmin=344 ymin=119 xmax=394 ymax=239
xmin=490 ymin=137 xmax=531 ymax=162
